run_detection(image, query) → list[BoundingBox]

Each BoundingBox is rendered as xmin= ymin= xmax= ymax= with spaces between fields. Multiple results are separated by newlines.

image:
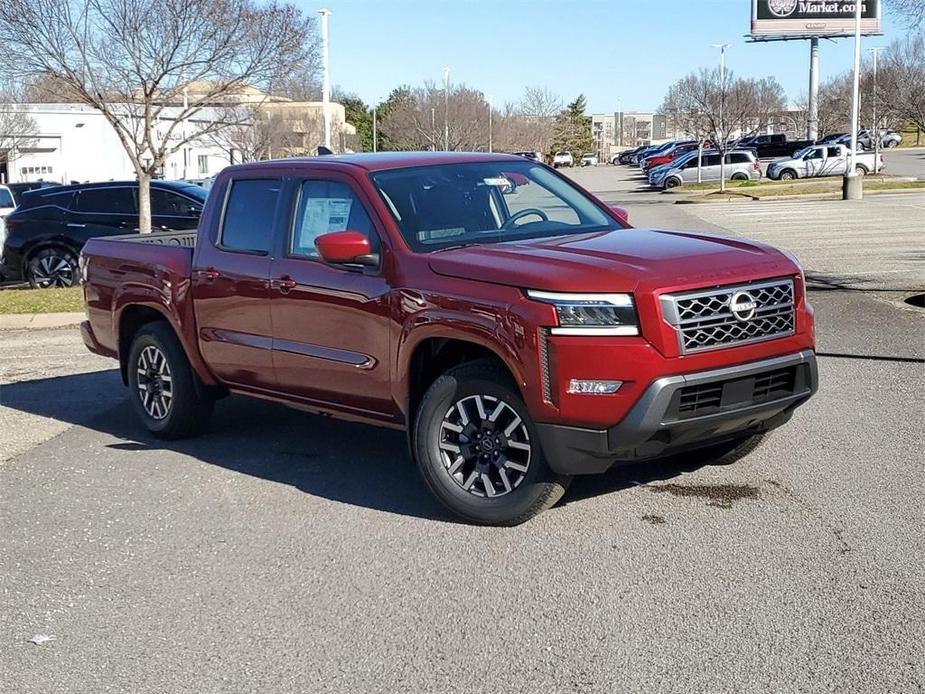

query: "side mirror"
xmin=610 ymin=205 xmax=630 ymax=226
xmin=315 ymin=230 xmax=379 ymax=267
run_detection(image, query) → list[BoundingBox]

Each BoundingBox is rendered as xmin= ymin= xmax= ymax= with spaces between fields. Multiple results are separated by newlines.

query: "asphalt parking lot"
xmin=1 ymin=165 xmax=924 ymax=692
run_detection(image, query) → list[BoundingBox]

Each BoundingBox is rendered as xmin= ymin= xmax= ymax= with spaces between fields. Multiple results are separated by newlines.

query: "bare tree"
xmin=660 ymin=69 xmax=786 ymax=191
xmin=0 ymin=80 xmax=38 ymax=172
xmin=0 ymin=0 xmax=318 ymax=232
xmin=878 ymin=32 xmax=925 ymax=136
xmin=887 ymin=0 xmax=923 ymax=30
xmin=517 ymin=86 xmax=562 ymax=156
xmin=380 ymin=83 xmax=492 ymax=152
xmin=206 ymin=105 xmax=304 ymax=162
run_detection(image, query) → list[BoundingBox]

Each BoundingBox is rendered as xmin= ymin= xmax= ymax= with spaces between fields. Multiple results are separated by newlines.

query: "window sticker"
xmin=296 ymin=197 xmax=354 ymax=253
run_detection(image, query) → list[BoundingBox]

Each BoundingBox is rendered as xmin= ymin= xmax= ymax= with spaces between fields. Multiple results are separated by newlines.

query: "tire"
xmin=681 ymin=433 xmax=767 ymax=467
xmin=886 ymin=140 xmax=898 ymax=149
xmin=126 ymin=322 xmax=213 ymax=439
xmin=731 ymin=172 xmax=748 ymax=181
xmin=412 ymin=359 xmax=571 ymax=525
xmin=856 ymin=165 xmax=868 ymax=176
xmin=664 ymin=177 xmax=681 ymax=189
xmin=779 ymin=170 xmax=796 ymax=181
xmin=26 ymin=247 xmax=79 ymax=289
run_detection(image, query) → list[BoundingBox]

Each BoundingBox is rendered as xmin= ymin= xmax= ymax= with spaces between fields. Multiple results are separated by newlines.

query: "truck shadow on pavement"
xmin=3 ymin=369 xmax=711 ymax=522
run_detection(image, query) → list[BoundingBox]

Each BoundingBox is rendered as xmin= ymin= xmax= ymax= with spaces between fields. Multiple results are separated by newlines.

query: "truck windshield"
xmin=370 ymin=161 xmax=620 ymax=252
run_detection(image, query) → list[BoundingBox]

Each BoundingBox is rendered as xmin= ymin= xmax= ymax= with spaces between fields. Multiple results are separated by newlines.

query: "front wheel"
xmin=27 ymin=247 xmax=78 ymax=288
xmin=779 ymin=170 xmax=796 ymax=181
xmin=127 ymin=322 xmax=213 ymax=439
xmin=664 ymin=177 xmax=681 ymax=189
xmin=412 ymin=360 xmax=570 ymax=525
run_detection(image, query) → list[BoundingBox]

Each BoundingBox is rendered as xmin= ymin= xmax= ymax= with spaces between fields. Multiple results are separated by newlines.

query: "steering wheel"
xmin=501 ymin=208 xmax=549 ymax=229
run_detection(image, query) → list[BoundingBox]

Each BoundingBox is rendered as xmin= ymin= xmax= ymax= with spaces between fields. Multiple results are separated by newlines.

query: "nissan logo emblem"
xmin=729 ymin=291 xmax=758 ymax=321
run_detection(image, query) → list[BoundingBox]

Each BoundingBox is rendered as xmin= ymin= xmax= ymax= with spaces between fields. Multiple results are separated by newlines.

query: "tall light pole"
xmin=319 ymin=9 xmax=332 ymax=150
xmin=431 ymin=107 xmax=436 ymax=151
xmin=844 ymin=0 xmax=863 ymax=200
xmin=487 ymin=95 xmax=493 ymax=153
xmin=870 ymin=46 xmax=884 ymax=174
xmin=443 ymin=67 xmax=450 ymax=151
xmin=372 ymin=101 xmax=378 ymax=153
xmin=711 ymin=43 xmax=730 ymax=192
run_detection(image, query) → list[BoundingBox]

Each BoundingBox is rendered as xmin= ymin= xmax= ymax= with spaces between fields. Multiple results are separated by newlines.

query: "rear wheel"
xmin=856 ymin=165 xmax=868 ymax=176
xmin=127 ymin=322 xmax=213 ymax=439
xmin=413 ymin=360 xmax=570 ymax=525
xmin=26 ymin=247 xmax=78 ymax=288
xmin=731 ymin=172 xmax=748 ymax=181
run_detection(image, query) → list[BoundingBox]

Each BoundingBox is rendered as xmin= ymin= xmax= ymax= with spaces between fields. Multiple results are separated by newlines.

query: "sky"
xmin=316 ymin=0 xmax=906 ymax=113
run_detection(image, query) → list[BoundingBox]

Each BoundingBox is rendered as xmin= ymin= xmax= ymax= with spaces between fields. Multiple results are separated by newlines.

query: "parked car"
xmin=766 ymin=144 xmax=883 ymax=180
xmin=613 ymin=147 xmax=644 ymax=165
xmin=657 ymin=149 xmax=762 ymax=189
xmin=818 ymin=133 xmax=847 ymax=145
xmin=736 ymin=133 xmax=816 ymax=159
xmin=79 ymin=152 xmax=817 ymax=525
xmin=642 ymin=141 xmax=700 ymax=174
xmin=5 ymin=180 xmax=62 ymax=206
xmin=552 ymin=151 xmax=573 ymax=168
xmin=0 ymin=184 xmax=16 ymax=250
xmin=637 ymin=141 xmax=678 ymax=169
xmin=580 ymin=154 xmax=598 ymax=167
xmin=0 ymin=180 xmax=207 ymax=288
xmin=837 ymin=129 xmax=903 ymax=151
xmin=513 ymin=151 xmax=544 ymax=164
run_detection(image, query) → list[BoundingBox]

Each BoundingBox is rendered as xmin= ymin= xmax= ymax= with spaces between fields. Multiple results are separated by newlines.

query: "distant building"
xmin=591 ymin=112 xmax=670 ymax=160
xmin=2 ymin=87 xmax=356 ymax=185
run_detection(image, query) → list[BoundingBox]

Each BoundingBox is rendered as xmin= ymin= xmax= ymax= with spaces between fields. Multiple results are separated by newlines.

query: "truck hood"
xmin=427 ymin=228 xmax=796 ymax=294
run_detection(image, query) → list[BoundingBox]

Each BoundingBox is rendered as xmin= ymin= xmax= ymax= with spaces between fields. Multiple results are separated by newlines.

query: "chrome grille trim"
xmin=660 ymin=278 xmax=795 ymax=354
xmin=538 ymin=329 xmax=553 ymax=404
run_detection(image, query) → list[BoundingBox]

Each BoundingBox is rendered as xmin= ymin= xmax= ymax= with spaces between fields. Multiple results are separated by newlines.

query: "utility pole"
xmin=711 ymin=43 xmax=730 ymax=192
xmin=319 ymin=9 xmax=332 ymax=150
xmin=443 ymin=67 xmax=450 ymax=151
xmin=844 ymin=0 xmax=863 ymax=200
xmin=487 ymin=95 xmax=493 ymax=153
xmin=807 ymin=37 xmax=820 ymax=140
xmin=431 ymin=107 xmax=436 ymax=151
xmin=870 ymin=46 xmax=884 ymax=174
xmin=372 ymin=102 xmax=378 ymax=153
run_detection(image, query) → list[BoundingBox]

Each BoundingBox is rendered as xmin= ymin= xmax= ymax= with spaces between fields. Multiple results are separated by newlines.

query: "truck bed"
xmin=81 ymin=231 xmax=199 ymax=360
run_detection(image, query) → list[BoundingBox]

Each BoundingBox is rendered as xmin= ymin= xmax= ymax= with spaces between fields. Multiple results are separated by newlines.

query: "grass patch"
xmin=0 ymin=286 xmax=84 ymax=314
xmin=678 ymin=177 xmax=924 ymax=198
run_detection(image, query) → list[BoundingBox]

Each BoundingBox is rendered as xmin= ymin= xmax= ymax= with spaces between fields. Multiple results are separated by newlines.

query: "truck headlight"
xmin=526 ymin=290 xmax=639 ymax=335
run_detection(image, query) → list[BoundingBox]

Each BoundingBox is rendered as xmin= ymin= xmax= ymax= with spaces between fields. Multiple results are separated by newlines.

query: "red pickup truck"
xmin=80 ymin=153 xmax=817 ymax=525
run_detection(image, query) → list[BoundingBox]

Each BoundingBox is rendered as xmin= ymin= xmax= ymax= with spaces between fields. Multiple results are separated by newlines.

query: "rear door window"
xmin=75 ymin=187 xmax=137 ymax=214
xmin=152 ymin=189 xmax=200 ymax=216
xmin=220 ymin=178 xmax=281 ymax=254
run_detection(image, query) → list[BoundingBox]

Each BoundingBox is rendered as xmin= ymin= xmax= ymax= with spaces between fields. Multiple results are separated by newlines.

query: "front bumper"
xmin=536 ymin=350 xmax=817 ymax=475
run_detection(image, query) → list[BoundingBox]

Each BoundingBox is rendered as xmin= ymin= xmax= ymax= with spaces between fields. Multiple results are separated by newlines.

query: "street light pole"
xmin=870 ymin=46 xmax=884 ymax=174
xmin=372 ymin=103 xmax=378 ymax=153
xmin=711 ymin=43 xmax=730 ymax=192
xmin=319 ymin=8 xmax=332 ymax=150
xmin=843 ymin=0 xmax=863 ymax=200
xmin=487 ymin=95 xmax=493 ymax=153
xmin=443 ymin=66 xmax=450 ymax=151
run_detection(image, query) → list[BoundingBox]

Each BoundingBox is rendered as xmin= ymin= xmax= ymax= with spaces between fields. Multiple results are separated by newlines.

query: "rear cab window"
xmin=219 ymin=178 xmax=282 ymax=254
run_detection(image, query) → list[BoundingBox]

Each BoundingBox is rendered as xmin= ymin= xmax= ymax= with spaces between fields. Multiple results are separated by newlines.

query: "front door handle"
xmin=273 ymin=275 xmax=297 ymax=294
xmin=196 ymin=267 xmax=222 ymax=282
xmin=67 ymin=223 xmax=86 ymax=228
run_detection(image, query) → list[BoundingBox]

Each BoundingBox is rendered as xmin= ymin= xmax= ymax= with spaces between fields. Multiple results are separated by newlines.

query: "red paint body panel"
xmin=80 ymin=152 xmax=815 ymax=435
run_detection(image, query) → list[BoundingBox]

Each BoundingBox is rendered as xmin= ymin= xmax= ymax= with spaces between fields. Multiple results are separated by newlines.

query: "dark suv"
xmin=0 ymin=180 xmax=206 ymax=288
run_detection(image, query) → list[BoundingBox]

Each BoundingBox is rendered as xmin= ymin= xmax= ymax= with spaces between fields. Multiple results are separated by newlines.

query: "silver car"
xmin=659 ymin=150 xmax=761 ymax=189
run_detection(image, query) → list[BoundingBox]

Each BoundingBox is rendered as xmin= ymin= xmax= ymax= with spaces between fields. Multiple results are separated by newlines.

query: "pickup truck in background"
xmin=766 ymin=144 xmax=883 ymax=181
xmin=737 ymin=133 xmax=816 ymax=159
xmin=80 ymin=152 xmax=817 ymax=525
xmin=552 ymin=151 xmax=574 ymax=168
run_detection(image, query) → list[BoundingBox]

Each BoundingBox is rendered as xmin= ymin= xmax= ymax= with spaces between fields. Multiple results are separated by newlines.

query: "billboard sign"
xmin=751 ymin=0 xmax=881 ymax=38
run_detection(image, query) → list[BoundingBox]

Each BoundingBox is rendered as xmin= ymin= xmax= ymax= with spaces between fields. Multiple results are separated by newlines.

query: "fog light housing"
xmin=567 ymin=379 xmax=623 ymax=395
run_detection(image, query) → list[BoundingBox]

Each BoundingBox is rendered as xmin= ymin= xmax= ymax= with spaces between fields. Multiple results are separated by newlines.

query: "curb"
xmin=673 ymin=186 xmax=925 ymax=204
xmin=0 ymin=312 xmax=84 ymax=330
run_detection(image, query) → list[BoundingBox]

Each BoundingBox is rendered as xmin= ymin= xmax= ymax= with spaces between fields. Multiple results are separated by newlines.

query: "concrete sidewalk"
xmin=0 ymin=312 xmax=84 ymax=330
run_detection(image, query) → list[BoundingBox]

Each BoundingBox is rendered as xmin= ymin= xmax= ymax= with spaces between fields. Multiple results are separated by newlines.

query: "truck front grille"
xmin=660 ymin=278 xmax=795 ymax=354
xmin=668 ymin=365 xmax=803 ymax=421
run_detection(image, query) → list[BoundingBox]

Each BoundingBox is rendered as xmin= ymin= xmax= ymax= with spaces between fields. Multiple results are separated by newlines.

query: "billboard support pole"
xmin=843 ymin=0 xmax=863 ymax=200
xmin=807 ymin=37 xmax=819 ymax=140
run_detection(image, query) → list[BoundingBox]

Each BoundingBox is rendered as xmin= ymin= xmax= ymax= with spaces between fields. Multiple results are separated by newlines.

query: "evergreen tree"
xmin=552 ymin=94 xmax=593 ymax=157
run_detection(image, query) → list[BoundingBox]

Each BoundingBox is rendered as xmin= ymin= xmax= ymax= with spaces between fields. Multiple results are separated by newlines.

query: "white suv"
xmin=552 ymin=151 xmax=573 ymax=168
xmin=0 ymin=184 xmax=16 ymax=248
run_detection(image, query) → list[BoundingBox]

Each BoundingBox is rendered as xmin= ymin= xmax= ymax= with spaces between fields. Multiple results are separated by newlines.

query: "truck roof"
xmin=225 ymin=151 xmax=527 ymax=175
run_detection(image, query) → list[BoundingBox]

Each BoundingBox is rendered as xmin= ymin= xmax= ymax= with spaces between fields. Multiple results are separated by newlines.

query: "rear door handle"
xmin=196 ymin=268 xmax=222 ymax=282
xmin=67 ymin=223 xmax=86 ymax=228
xmin=273 ymin=275 xmax=297 ymax=294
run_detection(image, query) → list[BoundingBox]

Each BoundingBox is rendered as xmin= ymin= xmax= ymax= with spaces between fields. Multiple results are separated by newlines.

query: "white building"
xmin=2 ymin=103 xmax=234 ymax=185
